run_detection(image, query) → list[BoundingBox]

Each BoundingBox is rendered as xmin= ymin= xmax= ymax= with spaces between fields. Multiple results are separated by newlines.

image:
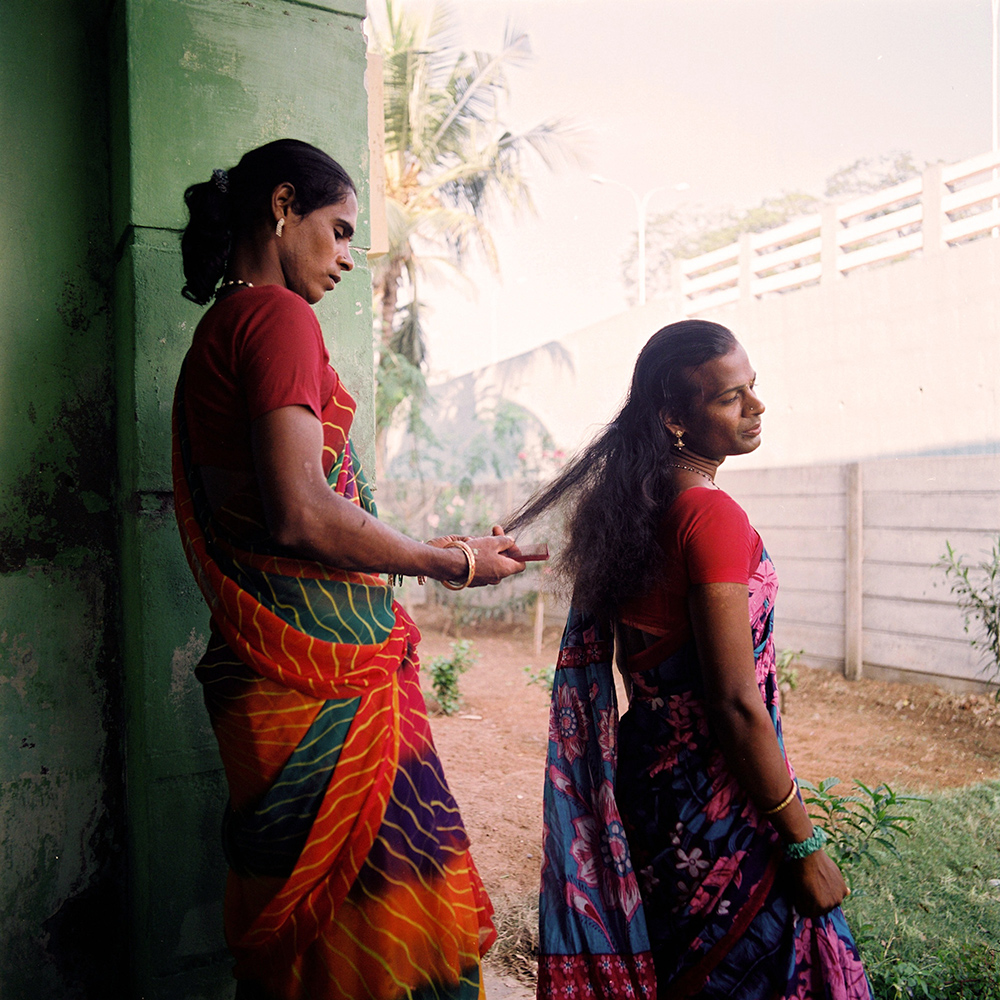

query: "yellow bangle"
xmin=439 ymin=540 xmax=476 ymax=591
xmin=762 ymin=782 xmax=798 ymax=816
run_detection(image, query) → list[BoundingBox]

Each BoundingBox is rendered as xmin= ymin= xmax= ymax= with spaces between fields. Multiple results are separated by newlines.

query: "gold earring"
xmin=276 ymin=217 xmax=285 ymax=238
xmin=674 ymin=430 xmax=684 ymax=450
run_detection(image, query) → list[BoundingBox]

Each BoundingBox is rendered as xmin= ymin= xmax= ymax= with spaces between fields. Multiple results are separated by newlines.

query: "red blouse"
xmin=183 ymin=284 xmax=354 ymax=477
xmin=620 ymin=487 xmax=763 ymax=644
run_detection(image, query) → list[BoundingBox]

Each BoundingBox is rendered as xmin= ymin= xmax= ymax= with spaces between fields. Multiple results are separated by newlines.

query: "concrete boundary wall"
xmin=384 ymin=453 xmax=999 ymax=692
xmin=721 ymin=453 xmax=1000 ymax=691
xmin=412 ymin=203 xmax=1000 ymax=480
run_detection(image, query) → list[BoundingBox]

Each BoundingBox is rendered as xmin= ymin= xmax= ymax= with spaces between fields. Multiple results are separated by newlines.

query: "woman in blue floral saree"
xmin=508 ymin=321 xmax=872 ymax=1000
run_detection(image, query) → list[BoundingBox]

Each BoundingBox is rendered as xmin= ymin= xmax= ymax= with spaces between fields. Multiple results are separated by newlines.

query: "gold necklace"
xmin=215 ymin=279 xmax=254 ymax=297
xmin=668 ymin=461 xmax=717 ymax=485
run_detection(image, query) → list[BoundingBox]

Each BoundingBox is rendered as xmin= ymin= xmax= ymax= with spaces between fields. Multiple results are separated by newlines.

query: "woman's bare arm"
xmin=689 ymin=581 xmax=848 ymax=917
xmin=249 ymin=404 xmax=525 ymax=584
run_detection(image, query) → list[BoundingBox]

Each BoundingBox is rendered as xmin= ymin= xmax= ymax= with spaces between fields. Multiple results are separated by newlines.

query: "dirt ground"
xmin=409 ymin=605 xmax=1000 ymax=968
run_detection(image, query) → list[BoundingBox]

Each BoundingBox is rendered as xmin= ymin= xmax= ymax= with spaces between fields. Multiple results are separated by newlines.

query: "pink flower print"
xmin=569 ymin=781 xmax=642 ymax=919
xmin=666 ymin=692 xmax=709 ymax=738
xmin=670 ymin=821 xmax=683 ymax=847
xmin=748 ymin=557 xmax=779 ymax=624
xmin=570 ymin=816 xmax=600 ymax=888
xmin=550 ymin=683 xmax=590 ymax=764
xmin=686 ymin=851 xmax=745 ymax=916
xmin=792 ymin=914 xmax=813 ymax=965
xmin=648 ymin=744 xmax=679 ymax=778
xmin=675 ymin=847 xmax=709 ymax=878
xmin=630 ymin=671 xmax=658 ymax=699
xmin=598 ymin=706 xmax=617 ymax=764
xmin=815 ymin=921 xmax=870 ymax=997
xmin=703 ymin=755 xmax=742 ymax=822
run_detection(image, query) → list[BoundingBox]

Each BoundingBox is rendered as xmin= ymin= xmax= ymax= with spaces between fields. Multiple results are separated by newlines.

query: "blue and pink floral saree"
xmin=538 ymin=547 xmax=872 ymax=1000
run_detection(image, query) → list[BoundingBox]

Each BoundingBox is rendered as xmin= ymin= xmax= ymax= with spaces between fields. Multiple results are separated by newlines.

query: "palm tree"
xmin=368 ymin=0 xmax=574 ymax=473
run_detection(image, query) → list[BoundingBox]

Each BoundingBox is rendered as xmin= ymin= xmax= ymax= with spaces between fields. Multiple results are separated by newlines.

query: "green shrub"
xmin=428 ymin=640 xmax=478 ymax=715
xmin=940 ymin=538 xmax=1000 ymax=693
xmin=523 ymin=663 xmax=555 ymax=690
xmin=800 ymin=777 xmax=925 ymax=879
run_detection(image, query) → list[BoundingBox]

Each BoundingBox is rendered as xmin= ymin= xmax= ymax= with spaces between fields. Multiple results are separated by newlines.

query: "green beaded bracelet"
xmin=785 ymin=825 xmax=828 ymax=860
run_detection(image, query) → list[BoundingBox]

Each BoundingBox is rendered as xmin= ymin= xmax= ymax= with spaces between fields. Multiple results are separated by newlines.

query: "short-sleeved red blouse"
xmin=183 ymin=284 xmax=354 ymax=477
xmin=620 ymin=487 xmax=763 ymax=644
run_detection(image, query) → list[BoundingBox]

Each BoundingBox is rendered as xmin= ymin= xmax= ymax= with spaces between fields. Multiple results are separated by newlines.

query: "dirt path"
xmin=411 ymin=608 xmax=1000 ymax=993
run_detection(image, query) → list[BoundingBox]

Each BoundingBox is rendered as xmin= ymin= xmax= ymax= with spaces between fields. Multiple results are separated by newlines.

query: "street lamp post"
xmin=591 ymin=175 xmax=689 ymax=306
xmin=994 ymin=0 xmax=999 ymax=155
xmin=992 ymin=0 xmax=998 ymax=235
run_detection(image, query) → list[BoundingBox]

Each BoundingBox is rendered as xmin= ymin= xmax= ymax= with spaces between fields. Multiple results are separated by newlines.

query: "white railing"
xmin=678 ymin=149 xmax=1000 ymax=315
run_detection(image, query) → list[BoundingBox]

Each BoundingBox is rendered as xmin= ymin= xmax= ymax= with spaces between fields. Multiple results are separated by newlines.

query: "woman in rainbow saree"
xmin=507 ymin=320 xmax=872 ymax=1000
xmin=173 ymin=139 xmax=525 ymax=999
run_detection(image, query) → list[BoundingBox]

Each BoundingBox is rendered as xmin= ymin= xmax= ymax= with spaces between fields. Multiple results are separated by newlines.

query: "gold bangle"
xmin=762 ymin=781 xmax=798 ymax=816
xmin=439 ymin=539 xmax=476 ymax=591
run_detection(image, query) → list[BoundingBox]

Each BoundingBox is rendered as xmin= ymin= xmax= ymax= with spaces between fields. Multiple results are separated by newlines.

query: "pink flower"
xmin=815 ymin=921 xmax=870 ymax=997
xmin=666 ymin=692 xmax=709 ymax=737
xmin=550 ymin=683 xmax=590 ymax=764
xmin=686 ymin=851 xmax=745 ymax=915
xmin=598 ymin=706 xmax=617 ymax=763
xmin=568 ymin=781 xmax=642 ymax=919
xmin=748 ymin=558 xmax=778 ymax=624
xmin=703 ymin=759 xmax=741 ymax=822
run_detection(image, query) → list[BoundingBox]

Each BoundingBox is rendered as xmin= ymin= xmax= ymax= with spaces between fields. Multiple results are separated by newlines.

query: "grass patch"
xmin=844 ymin=782 xmax=1000 ymax=998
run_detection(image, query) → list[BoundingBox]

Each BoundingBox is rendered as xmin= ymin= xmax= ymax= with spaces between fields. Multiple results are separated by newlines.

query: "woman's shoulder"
xmin=213 ymin=283 xmax=318 ymax=324
xmin=201 ymin=284 xmax=324 ymax=355
xmin=672 ymin=485 xmax=747 ymax=519
xmin=667 ymin=485 xmax=751 ymax=540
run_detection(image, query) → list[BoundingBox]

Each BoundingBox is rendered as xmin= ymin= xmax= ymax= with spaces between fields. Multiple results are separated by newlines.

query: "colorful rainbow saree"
xmin=538 ymin=548 xmax=872 ymax=1000
xmin=172 ymin=369 xmax=494 ymax=1000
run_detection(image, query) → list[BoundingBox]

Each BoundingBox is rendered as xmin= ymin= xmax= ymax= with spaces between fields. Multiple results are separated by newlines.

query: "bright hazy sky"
xmin=394 ymin=0 xmax=993 ymax=379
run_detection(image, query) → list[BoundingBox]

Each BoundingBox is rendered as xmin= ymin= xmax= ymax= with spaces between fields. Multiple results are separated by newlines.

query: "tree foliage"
xmin=620 ymin=151 xmax=923 ymax=305
xmin=367 ymin=1 xmax=575 ymax=472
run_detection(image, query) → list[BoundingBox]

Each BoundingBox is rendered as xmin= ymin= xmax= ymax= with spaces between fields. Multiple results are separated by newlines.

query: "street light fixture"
xmin=591 ymin=174 xmax=690 ymax=306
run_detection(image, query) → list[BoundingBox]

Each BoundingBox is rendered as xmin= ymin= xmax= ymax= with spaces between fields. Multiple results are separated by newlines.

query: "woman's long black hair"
xmin=180 ymin=138 xmax=356 ymax=305
xmin=506 ymin=319 xmax=738 ymax=619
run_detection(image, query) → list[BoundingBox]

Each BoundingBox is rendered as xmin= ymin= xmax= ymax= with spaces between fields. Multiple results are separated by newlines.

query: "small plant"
xmin=523 ymin=663 xmax=556 ymax=689
xmin=428 ymin=640 xmax=478 ymax=715
xmin=940 ymin=538 xmax=1000 ymax=693
xmin=776 ymin=647 xmax=801 ymax=711
xmin=799 ymin=777 xmax=926 ymax=878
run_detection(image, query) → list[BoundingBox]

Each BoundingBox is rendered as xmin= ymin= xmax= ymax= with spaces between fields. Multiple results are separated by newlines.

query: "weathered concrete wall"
xmin=0 ymin=2 xmax=126 ymax=997
xmin=418 ymin=229 xmax=1000 ymax=472
xmin=722 ymin=455 xmax=1000 ymax=691
xmin=1 ymin=0 xmax=375 ymax=996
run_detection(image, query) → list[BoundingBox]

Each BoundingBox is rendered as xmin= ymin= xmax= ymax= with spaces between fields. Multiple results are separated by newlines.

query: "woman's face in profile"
xmin=278 ymin=190 xmax=359 ymax=304
xmin=675 ymin=344 xmax=765 ymax=460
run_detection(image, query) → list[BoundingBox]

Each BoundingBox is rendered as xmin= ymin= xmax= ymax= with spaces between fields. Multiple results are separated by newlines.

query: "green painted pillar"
xmin=108 ymin=0 xmax=374 ymax=995
xmin=0 ymin=2 xmax=127 ymax=996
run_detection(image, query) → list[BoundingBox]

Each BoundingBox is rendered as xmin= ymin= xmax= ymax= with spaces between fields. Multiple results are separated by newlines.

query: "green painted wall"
xmin=2 ymin=0 xmax=375 ymax=996
xmin=0 ymin=1 xmax=126 ymax=997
